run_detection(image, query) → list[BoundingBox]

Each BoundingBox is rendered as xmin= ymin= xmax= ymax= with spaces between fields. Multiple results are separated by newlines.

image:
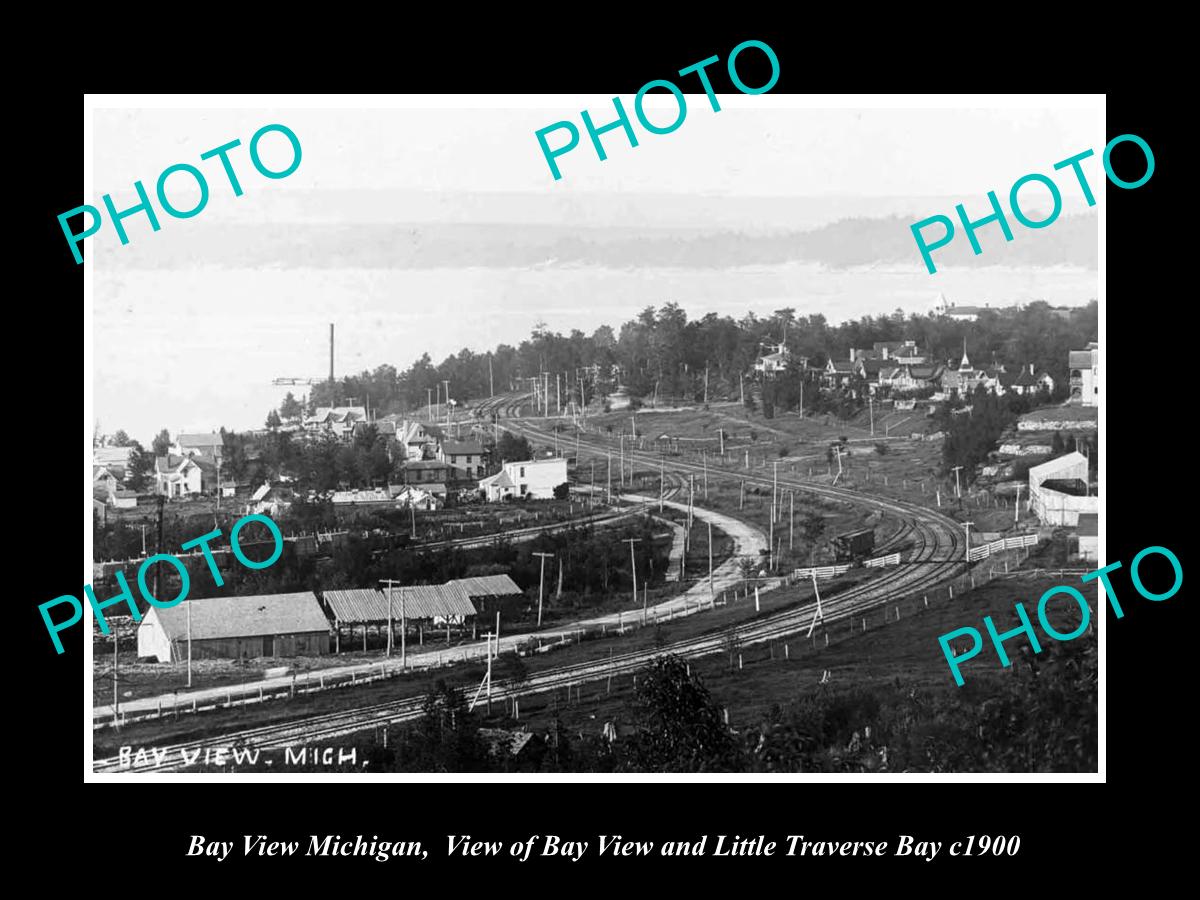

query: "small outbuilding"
xmin=136 ymin=592 xmax=331 ymax=662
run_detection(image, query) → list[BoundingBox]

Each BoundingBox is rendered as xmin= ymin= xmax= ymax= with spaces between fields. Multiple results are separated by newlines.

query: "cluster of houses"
xmin=94 ymin=410 xmax=572 ymax=515
xmin=756 ymin=338 xmax=1061 ymax=402
xmin=136 ymin=574 xmax=526 ymax=662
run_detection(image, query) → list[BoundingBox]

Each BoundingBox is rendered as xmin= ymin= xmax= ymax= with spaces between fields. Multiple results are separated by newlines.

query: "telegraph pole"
xmin=619 ymin=435 xmax=625 ymax=487
xmin=773 ymin=460 xmax=779 ymax=517
xmin=533 ymin=552 xmax=554 ymax=628
xmin=868 ymin=396 xmax=874 ymax=437
xmin=186 ymin=598 xmax=192 ymax=687
xmin=703 ymin=451 xmax=708 ymax=500
xmin=789 ymin=491 xmax=795 ymax=550
xmin=386 ymin=581 xmax=394 ymax=658
xmin=951 ymin=465 xmax=964 ymax=499
xmin=488 ymin=354 xmax=494 ymax=398
xmin=707 ymin=521 xmax=714 ymax=596
xmin=427 ymin=387 xmax=433 ymax=422
xmin=112 ymin=625 xmax=119 ymax=727
xmin=659 ymin=454 xmax=665 ymax=513
xmin=1014 ymin=483 xmax=1023 ymax=524
xmin=606 ymin=451 xmax=612 ymax=504
xmin=379 ymin=580 xmax=408 ymax=667
xmin=623 ymin=538 xmax=642 ymax=613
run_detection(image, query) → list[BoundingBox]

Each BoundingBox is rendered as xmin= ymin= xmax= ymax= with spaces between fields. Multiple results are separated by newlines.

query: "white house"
xmin=154 ymin=455 xmax=203 ymax=498
xmin=479 ymin=458 xmax=567 ymax=501
xmin=1069 ymin=342 xmax=1099 ymax=407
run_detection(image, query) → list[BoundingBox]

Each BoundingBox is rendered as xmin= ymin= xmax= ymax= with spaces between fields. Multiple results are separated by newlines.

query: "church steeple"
xmin=959 ymin=337 xmax=971 ymax=371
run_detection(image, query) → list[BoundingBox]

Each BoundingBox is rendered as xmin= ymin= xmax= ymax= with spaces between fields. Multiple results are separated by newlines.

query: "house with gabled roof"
xmin=437 ymin=439 xmax=485 ymax=480
xmin=303 ymin=406 xmax=367 ymax=439
xmin=154 ymin=455 xmax=203 ymax=498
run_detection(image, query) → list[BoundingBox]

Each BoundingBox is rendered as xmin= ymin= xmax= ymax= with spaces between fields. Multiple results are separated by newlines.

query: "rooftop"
xmin=150 ymin=592 xmax=329 ymax=640
xmin=177 ymin=432 xmax=223 ymax=448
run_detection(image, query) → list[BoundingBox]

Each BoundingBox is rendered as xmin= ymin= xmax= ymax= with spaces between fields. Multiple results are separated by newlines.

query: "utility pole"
xmin=1014 ymin=483 xmax=1022 ymax=524
xmin=186 ymin=598 xmax=192 ymax=687
xmin=215 ymin=456 xmax=222 ymax=510
xmin=533 ymin=552 xmax=554 ymax=628
xmin=740 ymin=372 xmax=744 ymax=406
xmin=112 ymin=623 xmax=119 ymax=727
xmin=789 ymin=491 xmax=795 ymax=550
xmin=606 ymin=451 xmax=612 ymax=504
xmin=868 ymin=396 xmax=874 ymax=437
xmin=659 ymin=454 xmax=665 ymax=513
xmin=488 ymin=354 xmax=494 ymax=398
xmin=623 ymin=538 xmax=642 ymax=613
xmin=556 ymin=372 xmax=561 ymax=414
xmin=806 ymin=571 xmax=825 ymax=638
xmin=386 ymin=581 xmax=394 ymax=658
xmin=707 ymin=521 xmax=714 ymax=596
xmin=154 ymin=494 xmax=165 ymax=600
xmin=773 ymin=460 xmax=779 ymax=517
xmin=410 ymin=503 xmax=417 ymax=539
xmin=704 ymin=364 xmax=709 ymax=405
xmin=703 ymin=451 xmax=708 ymax=500
xmin=719 ymin=427 xmax=724 ymax=456
xmin=951 ymin=465 xmax=964 ymax=499
xmin=380 ymin=580 xmax=408 ymax=667
xmin=619 ymin=434 xmax=625 ymax=487
xmin=688 ymin=475 xmax=695 ymax=529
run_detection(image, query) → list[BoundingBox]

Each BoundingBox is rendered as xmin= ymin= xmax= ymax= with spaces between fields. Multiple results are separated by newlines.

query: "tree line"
xmin=283 ymin=301 xmax=1097 ymax=420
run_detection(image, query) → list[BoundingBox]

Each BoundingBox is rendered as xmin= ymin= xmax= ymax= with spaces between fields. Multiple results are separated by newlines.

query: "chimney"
xmin=1029 ymin=362 xmax=1034 ymax=374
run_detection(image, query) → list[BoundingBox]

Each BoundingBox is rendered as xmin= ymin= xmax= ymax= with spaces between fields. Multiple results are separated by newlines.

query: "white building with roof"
xmin=1029 ymin=451 xmax=1097 ymax=526
xmin=479 ymin=458 xmax=567 ymax=501
xmin=1069 ymin=342 xmax=1099 ymax=406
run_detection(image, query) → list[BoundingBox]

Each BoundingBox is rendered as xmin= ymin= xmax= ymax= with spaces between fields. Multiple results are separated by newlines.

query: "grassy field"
xmin=471 ymin=569 xmax=1092 ymax=737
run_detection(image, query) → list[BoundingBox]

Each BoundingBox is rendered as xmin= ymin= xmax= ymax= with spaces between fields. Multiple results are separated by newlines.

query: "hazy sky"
xmin=89 ymin=100 xmax=1102 ymax=443
xmin=91 ymin=102 xmax=1103 ymax=207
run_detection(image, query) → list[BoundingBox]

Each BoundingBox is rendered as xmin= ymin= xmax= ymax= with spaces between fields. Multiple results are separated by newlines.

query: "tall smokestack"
xmin=329 ymin=323 xmax=335 ymax=383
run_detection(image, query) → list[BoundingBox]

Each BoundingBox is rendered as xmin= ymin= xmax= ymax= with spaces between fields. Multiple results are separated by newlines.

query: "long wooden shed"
xmin=137 ymin=592 xmax=331 ymax=663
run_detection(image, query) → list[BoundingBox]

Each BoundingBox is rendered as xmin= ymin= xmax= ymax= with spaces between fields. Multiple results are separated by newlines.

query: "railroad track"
xmin=95 ymin=396 xmax=961 ymax=773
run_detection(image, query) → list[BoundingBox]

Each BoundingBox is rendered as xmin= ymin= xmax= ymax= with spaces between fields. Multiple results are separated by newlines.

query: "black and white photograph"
xmin=82 ymin=95 xmax=1105 ymax=777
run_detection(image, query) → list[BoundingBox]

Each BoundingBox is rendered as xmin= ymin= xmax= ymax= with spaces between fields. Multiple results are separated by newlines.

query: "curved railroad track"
xmin=95 ymin=395 xmax=963 ymax=773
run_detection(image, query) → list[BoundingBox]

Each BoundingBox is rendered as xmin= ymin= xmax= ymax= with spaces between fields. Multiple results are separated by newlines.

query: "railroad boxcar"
xmin=831 ymin=527 xmax=875 ymax=563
